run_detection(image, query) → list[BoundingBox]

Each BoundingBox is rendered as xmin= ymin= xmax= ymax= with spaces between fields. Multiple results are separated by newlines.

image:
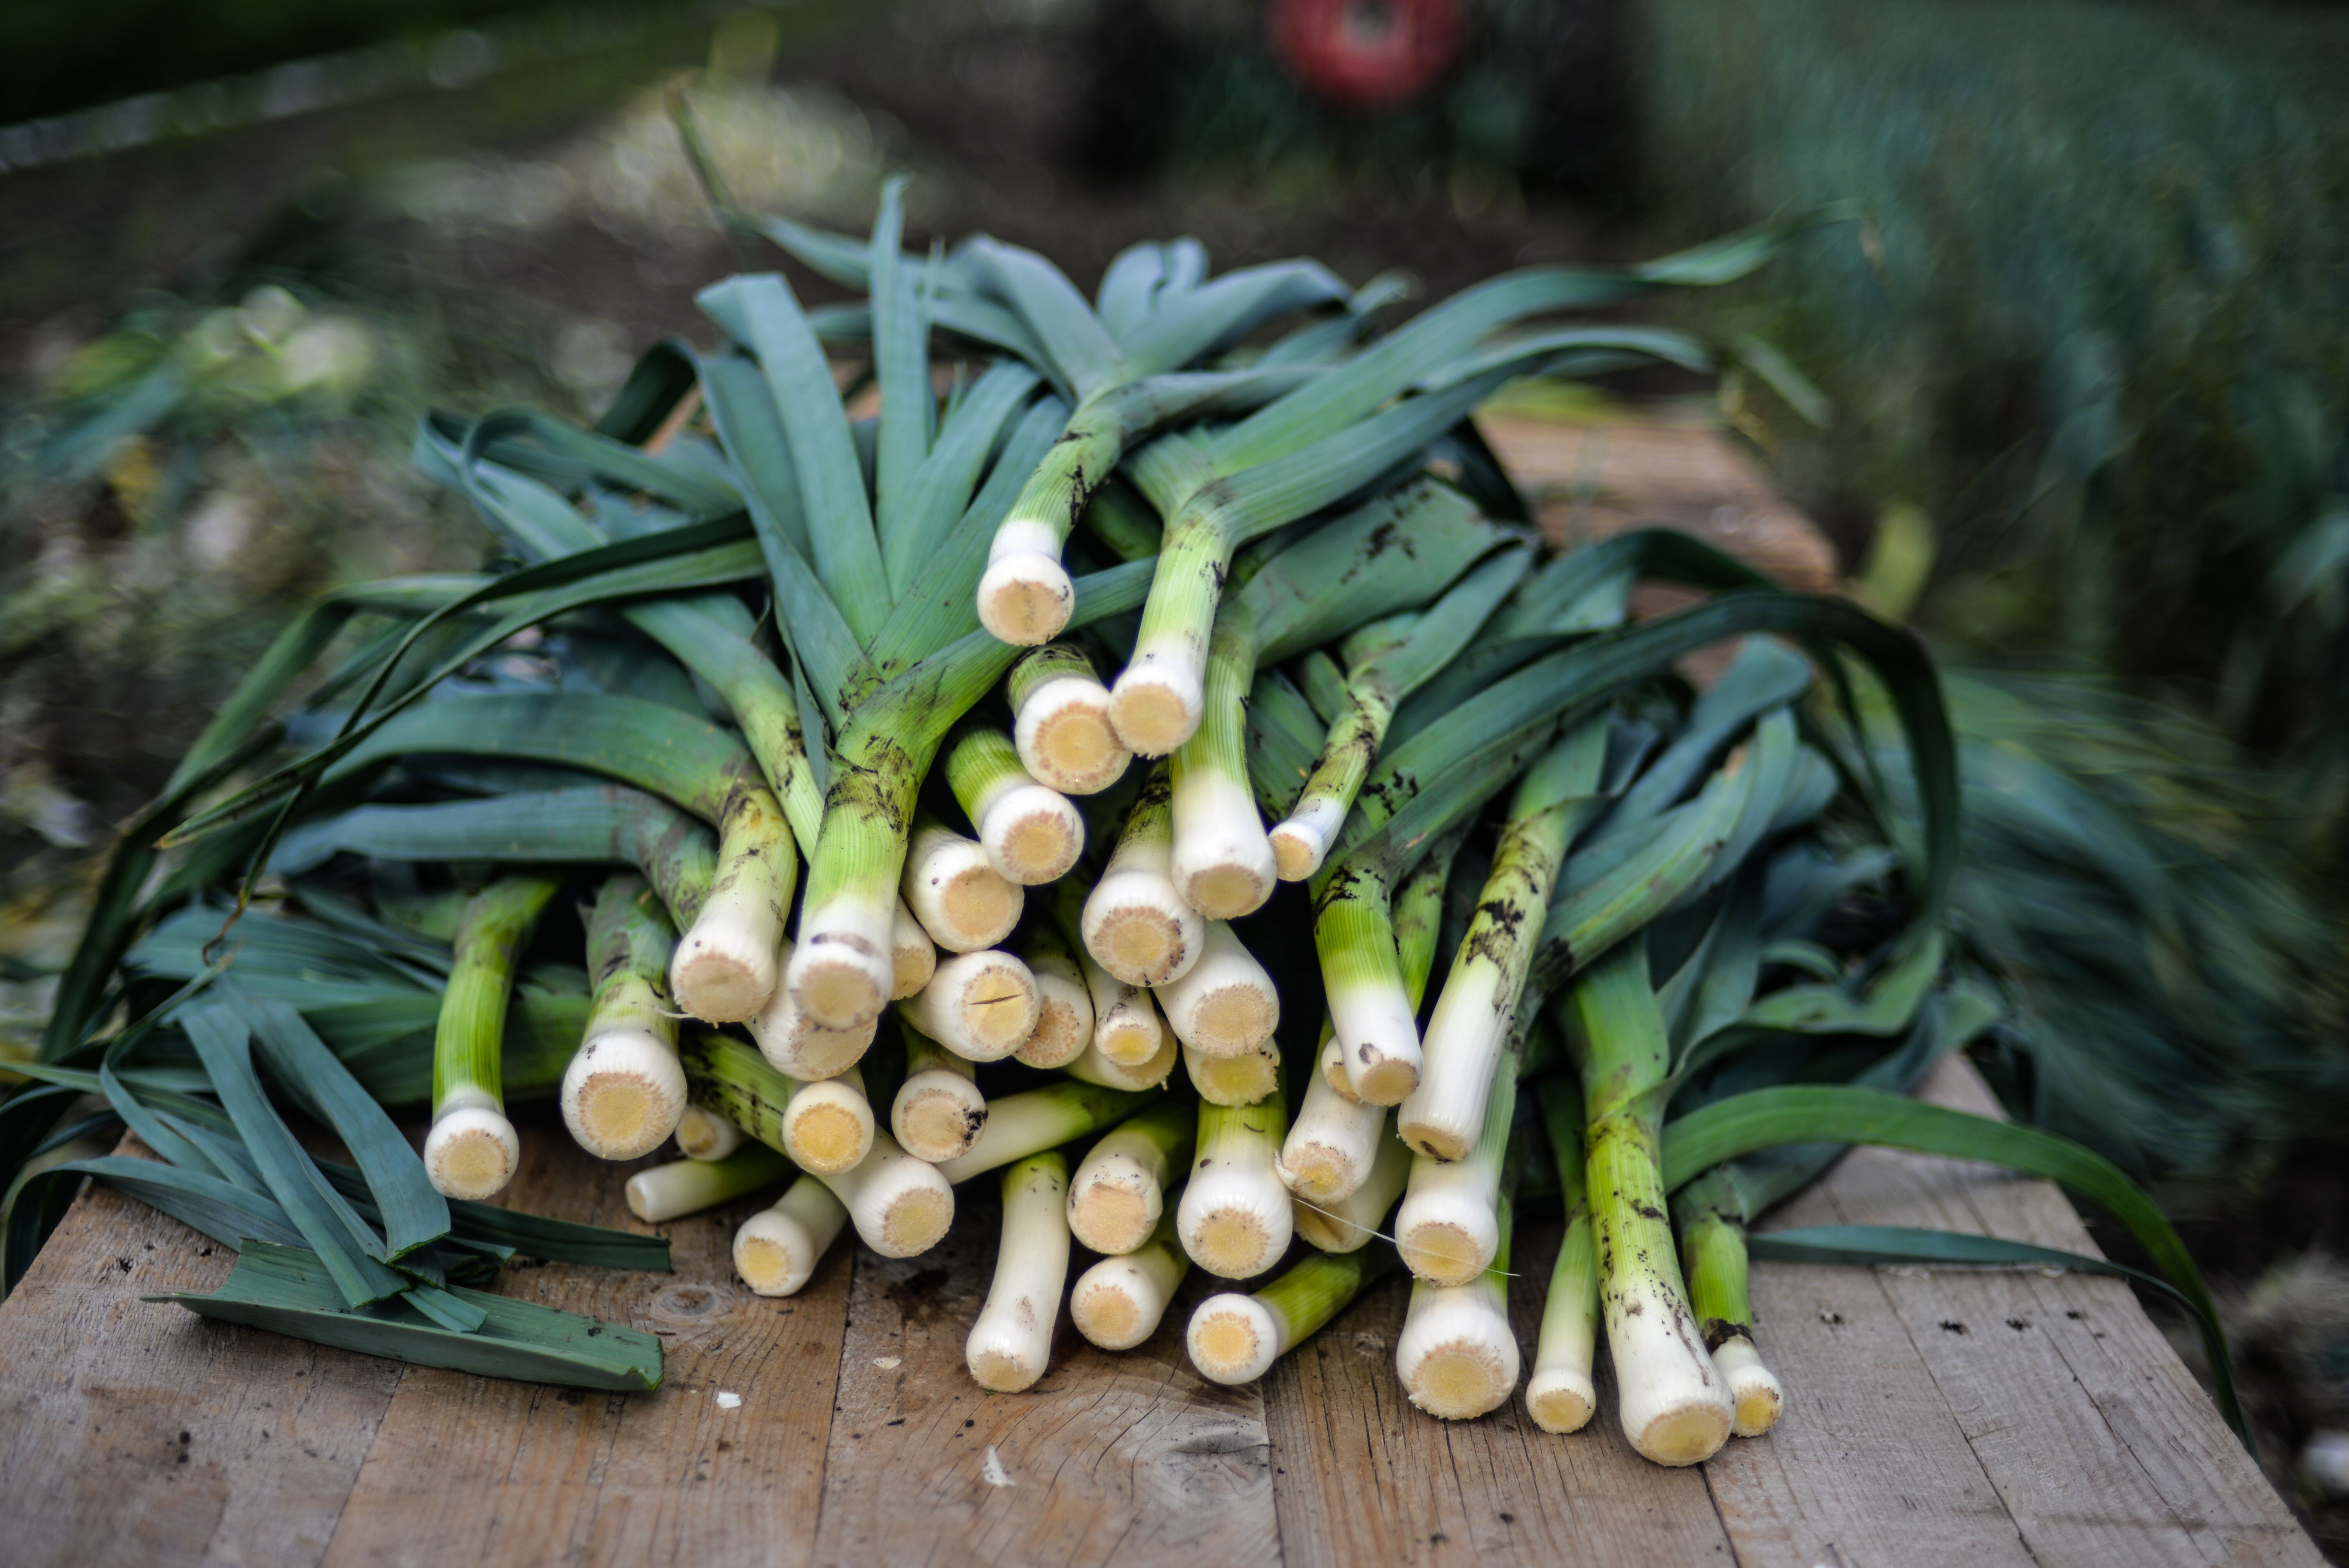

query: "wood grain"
xmin=811 ymin=1186 xmax=1282 ymax=1568
xmin=0 ymin=1137 xmax=402 ymax=1568
xmin=1805 ymin=1057 xmax=2322 ymax=1568
xmin=319 ymin=1106 xmax=848 ymax=1568
xmin=1262 ymin=1226 xmax=1736 ymax=1568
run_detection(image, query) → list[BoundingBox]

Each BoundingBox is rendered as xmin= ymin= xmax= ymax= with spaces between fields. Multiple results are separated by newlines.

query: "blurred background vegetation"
xmin=3 ymin=0 xmax=2347 ymax=1533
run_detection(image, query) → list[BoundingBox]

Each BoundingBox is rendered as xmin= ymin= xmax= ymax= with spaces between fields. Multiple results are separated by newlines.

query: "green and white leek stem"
xmin=1009 ymin=641 xmax=1130 ymax=795
xmin=1066 ymin=1097 xmax=1195 ymax=1254
xmin=1155 ymin=919 xmax=1280 ymax=1059
xmin=1527 ymin=1078 xmax=1599 ymax=1434
xmin=1283 ymin=834 xmax=1453 ymax=1198
xmin=426 ymin=874 xmax=560 ymax=1200
xmin=1081 ymin=763 xmax=1204 ymax=986
xmin=670 ymin=779 xmax=794 ymax=1024
xmin=681 ymin=1030 xmax=873 ymax=1176
xmin=892 ymin=1022 xmax=989 ymax=1163
xmin=1676 ymin=1168 xmax=1784 ymax=1438
xmin=733 ymin=1173 xmax=851 ymax=1297
xmin=626 ymin=1143 xmax=791 ymax=1222
xmin=1317 ymin=862 xmax=1419 ymax=1103
xmin=945 ymin=723 xmax=1084 ymax=884
xmin=1571 ymin=937 xmax=1734 ymax=1466
xmin=900 ymin=813 xmax=1023 ymax=953
xmin=935 ymin=1080 xmax=1153 ymax=1185
xmin=820 ymin=1129 xmax=957 ymax=1258
xmin=1177 ymin=1082 xmax=1291 ymax=1278
xmin=1395 ymin=1186 xmax=1519 ymax=1420
xmin=1189 ymin=1244 xmax=1396 ymax=1384
xmin=1271 ymin=544 xmax=1534 ymax=881
xmin=899 ymin=948 xmax=1040 ymax=1062
xmin=1167 ymin=605 xmax=1274 ymax=917
xmin=1016 ymin=922 xmax=1094 ymax=1068
xmin=561 ymin=874 xmax=686 ymax=1160
xmin=1292 ymin=1122 xmax=1410 ymax=1253
xmin=966 ymin=1151 xmax=1072 ymax=1392
xmin=1071 ymin=1206 xmax=1189 ymax=1351
xmin=1401 ymin=723 xmax=1605 ymax=1160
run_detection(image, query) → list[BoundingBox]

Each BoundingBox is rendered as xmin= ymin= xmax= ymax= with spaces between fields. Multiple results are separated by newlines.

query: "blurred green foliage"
xmin=1640 ymin=0 xmax=2349 ymax=829
xmin=4 ymin=0 xmax=574 ymax=123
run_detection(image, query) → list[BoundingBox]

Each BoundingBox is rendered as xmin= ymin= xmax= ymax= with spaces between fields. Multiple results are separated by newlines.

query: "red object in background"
xmin=1272 ymin=0 xmax=1463 ymax=110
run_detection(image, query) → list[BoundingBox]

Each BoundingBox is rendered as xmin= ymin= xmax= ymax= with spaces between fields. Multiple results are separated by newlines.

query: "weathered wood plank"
xmin=0 ymin=1139 xmax=402 ymax=1568
xmin=1703 ymin=1145 xmax=2043 ymax=1565
xmin=811 ymin=1186 xmax=1282 ymax=1568
xmin=320 ymin=1109 xmax=850 ymax=1568
xmin=1812 ymin=1058 xmax=2321 ymax=1568
xmin=1262 ymin=1226 xmax=1736 ymax=1568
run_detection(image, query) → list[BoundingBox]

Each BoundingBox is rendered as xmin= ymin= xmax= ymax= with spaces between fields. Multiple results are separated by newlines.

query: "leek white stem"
xmin=1167 ymin=607 xmax=1273 ymax=917
xmin=1399 ymin=731 xmax=1596 ymax=1158
xmin=1073 ymin=930 xmax=1166 ymax=1066
xmin=625 ymin=1143 xmax=791 ymax=1222
xmin=428 ymin=875 xmax=557 ymax=1200
xmin=1014 ymin=928 xmax=1094 ymax=1069
xmin=935 ymin=1080 xmax=1151 ymax=1186
xmin=733 ymin=1174 xmax=850 ymax=1297
xmin=1081 ymin=764 xmax=1204 ymax=986
xmin=1070 ymin=1208 xmax=1189 ymax=1351
xmin=562 ymin=1023 xmax=685 ymax=1162
xmin=1063 ymin=1028 xmax=1179 ymax=1091
xmin=1293 ymin=1128 xmax=1408 ymax=1254
xmin=1177 ymin=1087 xmax=1291 ymax=1279
xmin=1395 ymin=1268 xmax=1518 ymax=1421
xmin=670 ymin=789 xmax=793 ymax=1023
xmin=1184 ymin=1039 xmax=1280 ymax=1107
xmin=978 ymin=520 xmax=1075 ymax=646
xmin=1318 ymin=867 xmax=1420 ymax=1105
xmin=749 ymin=938 xmax=878 ymax=1079
xmin=1280 ymin=1027 xmax=1387 ymax=1202
xmin=1394 ymin=1043 xmax=1518 ymax=1286
xmin=1575 ymin=942 xmax=1734 ymax=1466
xmin=899 ymin=948 xmax=1041 ymax=1062
xmin=819 ymin=1129 xmax=956 ymax=1258
xmin=1155 ymin=920 xmax=1279 ymax=1058
xmin=901 ymin=816 xmax=1023 ymax=953
xmin=948 ymin=725 xmax=1084 ymax=885
xmin=1317 ymin=1032 xmax=1362 ymax=1103
xmin=893 ymin=1024 xmax=989 ymax=1163
xmin=562 ymin=875 xmax=684 ymax=1161
xmin=780 ymin=1066 xmax=875 ymax=1177
xmin=966 ymin=1152 xmax=1071 ymax=1392
xmin=1010 ymin=643 xmax=1130 ymax=795
xmin=891 ymin=897 xmax=937 ymax=1000
xmin=1189 ymin=1245 xmax=1391 ymax=1385
xmin=674 ymin=1103 xmax=746 ymax=1161
xmin=1066 ymin=1099 xmax=1194 ymax=1254
xmin=1714 ymin=1336 xmax=1784 ymax=1438
xmin=1527 ymin=1079 xmax=1599 ymax=1434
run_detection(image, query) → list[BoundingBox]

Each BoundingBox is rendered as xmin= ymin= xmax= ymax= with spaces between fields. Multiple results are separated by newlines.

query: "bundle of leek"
xmin=14 ymin=191 xmax=2244 ymax=1463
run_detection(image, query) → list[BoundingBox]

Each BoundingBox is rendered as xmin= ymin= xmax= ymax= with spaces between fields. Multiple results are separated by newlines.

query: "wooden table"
xmin=0 ymin=1056 xmax=2316 ymax=1567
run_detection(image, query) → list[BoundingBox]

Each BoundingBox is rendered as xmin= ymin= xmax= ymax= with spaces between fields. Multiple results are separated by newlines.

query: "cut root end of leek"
xmin=977 ymin=551 xmax=1075 ymax=647
xmin=424 ymin=1106 xmax=521 ymax=1201
xmin=1714 ymin=1335 xmax=1785 ymax=1438
xmin=561 ymin=1028 xmax=688 ymax=1162
xmin=1526 ymin=1368 xmax=1598 ymax=1434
